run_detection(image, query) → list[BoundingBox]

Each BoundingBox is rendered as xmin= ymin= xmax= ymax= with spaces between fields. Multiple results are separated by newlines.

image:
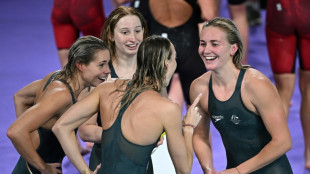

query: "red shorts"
xmin=266 ymin=0 xmax=310 ymax=73
xmin=51 ymin=0 xmax=105 ymax=49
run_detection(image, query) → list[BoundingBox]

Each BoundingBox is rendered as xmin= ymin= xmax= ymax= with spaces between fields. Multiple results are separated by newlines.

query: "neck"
xmin=211 ymin=65 xmax=240 ymax=88
xmin=113 ymin=55 xmax=137 ymax=79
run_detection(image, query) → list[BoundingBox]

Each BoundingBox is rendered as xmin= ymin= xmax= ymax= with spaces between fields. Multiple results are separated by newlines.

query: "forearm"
xmin=14 ymin=93 xmax=35 ymax=118
xmin=193 ymin=135 xmax=214 ymax=173
xmin=13 ymin=79 xmax=41 ymax=118
xmin=53 ymin=126 xmax=91 ymax=173
xmin=183 ymin=126 xmax=194 ymax=171
xmin=79 ymin=124 xmax=102 ymax=143
xmin=7 ymin=130 xmax=47 ymax=172
xmin=237 ymin=139 xmax=291 ymax=173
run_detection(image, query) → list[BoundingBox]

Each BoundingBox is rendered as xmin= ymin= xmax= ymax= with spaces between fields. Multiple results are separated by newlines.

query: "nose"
xmin=204 ymin=44 xmax=212 ymax=53
xmin=128 ymin=32 xmax=137 ymax=41
xmin=104 ymin=64 xmax=111 ymax=74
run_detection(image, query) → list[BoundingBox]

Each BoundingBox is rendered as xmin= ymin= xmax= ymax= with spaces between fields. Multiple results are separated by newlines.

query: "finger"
xmin=191 ymin=93 xmax=202 ymax=107
xmin=48 ymin=163 xmax=61 ymax=167
xmin=94 ymin=164 xmax=101 ymax=174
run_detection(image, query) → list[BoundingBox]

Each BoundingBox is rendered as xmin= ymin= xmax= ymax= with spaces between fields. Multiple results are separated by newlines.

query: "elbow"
xmin=13 ymin=92 xmax=20 ymax=105
xmin=284 ymin=138 xmax=292 ymax=152
xmin=52 ymin=122 xmax=61 ymax=137
xmin=175 ymin=169 xmax=191 ymax=174
xmin=281 ymin=134 xmax=292 ymax=152
xmin=7 ymin=125 xmax=20 ymax=142
xmin=273 ymin=136 xmax=292 ymax=154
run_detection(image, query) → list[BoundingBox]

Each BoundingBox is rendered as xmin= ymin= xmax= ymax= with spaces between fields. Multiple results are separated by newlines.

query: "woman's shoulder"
xmin=243 ymin=68 xmax=274 ymax=93
xmin=190 ymin=71 xmax=210 ymax=93
xmin=244 ymin=68 xmax=271 ymax=84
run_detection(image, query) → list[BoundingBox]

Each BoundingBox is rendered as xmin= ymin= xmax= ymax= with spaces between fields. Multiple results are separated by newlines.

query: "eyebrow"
xmin=210 ymin=40 xmax=220 ymax=42
xmin=119 ymin=25 xmax=142 ymax=30
xmin=99 ymin=59 xmax=109 ymax=63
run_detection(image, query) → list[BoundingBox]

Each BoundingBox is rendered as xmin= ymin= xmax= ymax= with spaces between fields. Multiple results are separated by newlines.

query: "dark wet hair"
xmin=56 ymin=35 xmax=109 ymax=88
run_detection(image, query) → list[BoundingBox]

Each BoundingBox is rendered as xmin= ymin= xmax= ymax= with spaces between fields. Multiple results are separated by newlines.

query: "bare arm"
xmin=193 ymin=113 xmax=215 ymax=174
xmin=78 ymin=113 xmax=102 ymax=143
xmin=7 ymin=87 xmax=70 ymax=173
xmin=14 ymin=80 xmax=42 ymax=118
xmin=220 ymin=71 xmax=292 ymax=174
xmin=77 ymin=87 xmax=102 ymax=144
xmin=190 ymin=78 xmax=216 ymax=174
xmin=53 ymin=86 xmax=101 ymax=174
xmin=165 ymin=94 xmax=202 ymax=174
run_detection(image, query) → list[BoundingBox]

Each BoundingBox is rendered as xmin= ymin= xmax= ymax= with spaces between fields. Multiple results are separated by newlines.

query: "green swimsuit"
xmin=208 ymin=68 xmax=293 ymax=173
xmin=98 ymin=90 xmax=158 ymax=174
xmin=12 ymin=72 xmax=76 ymax=174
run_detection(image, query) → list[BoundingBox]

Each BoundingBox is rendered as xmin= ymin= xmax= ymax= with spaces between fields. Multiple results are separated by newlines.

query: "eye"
xmin=199 ymin=42 xmax=206 ymax=47
xmin=135 ymin=29 xmax=142 ymax=33
xmin=99 ymin=62 xmax=107 ymax=67
xmin=121 ymin=31 xmax=129 ymax=35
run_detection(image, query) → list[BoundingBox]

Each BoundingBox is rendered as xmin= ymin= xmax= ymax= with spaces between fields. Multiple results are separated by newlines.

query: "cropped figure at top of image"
xmin=51 ymin=0 xmax=106 ymax=68
xmin=191 ymin=17 xmax=293 ymax=173
xmin=7 ymin=36 xmax=110 ymax=174
xmin=265 ymin=0 xmax=310 ymax=169
xmin=53 ymin=35 xmax=202 ymax=174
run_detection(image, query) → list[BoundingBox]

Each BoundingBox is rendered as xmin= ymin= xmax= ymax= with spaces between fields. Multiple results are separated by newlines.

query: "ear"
xmin=108 ymin=33 xmax=114 ymax=42
xmin=230 ymin=43 xmax=238 ymax=56
xmin=76 ymin=63 xmax=84 ymax=71
xmin=164 ymin=59 xmax=169 ymax=69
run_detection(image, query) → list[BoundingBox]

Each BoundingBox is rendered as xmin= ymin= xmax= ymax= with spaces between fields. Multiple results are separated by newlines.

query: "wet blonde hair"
xmin=202 ymin=17 xmax=244 ymax=69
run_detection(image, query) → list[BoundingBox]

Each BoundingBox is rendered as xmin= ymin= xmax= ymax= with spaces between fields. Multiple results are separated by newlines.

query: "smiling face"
xmin=80 ymin=49 xmax=111 ymax=87
xmin=111 ymin=15 xmax=144 ymax=58
xmin=198 ymin=26 xmax=237 ymax=71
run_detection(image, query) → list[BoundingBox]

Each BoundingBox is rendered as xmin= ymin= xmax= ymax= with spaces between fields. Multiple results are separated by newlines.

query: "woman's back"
xmin=97 ymin=80 xmax=179 ymax=173
xmin=145 ymin=0 xmax=193 ymax=27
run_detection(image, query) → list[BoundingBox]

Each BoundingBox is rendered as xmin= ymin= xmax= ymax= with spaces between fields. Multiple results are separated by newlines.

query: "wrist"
xmin=182 ymin=124 xmax=194 ymax=134
xmin=182 ymin=123 xmax=195 ymax=129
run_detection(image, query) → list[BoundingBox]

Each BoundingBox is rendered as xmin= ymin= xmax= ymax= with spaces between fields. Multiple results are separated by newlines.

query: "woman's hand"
xmin=183 ymin=93 xmax=202 ymax=128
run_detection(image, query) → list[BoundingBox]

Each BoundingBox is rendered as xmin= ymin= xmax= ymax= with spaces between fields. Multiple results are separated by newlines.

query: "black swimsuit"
xmin=89 ymin=62 xmax=118 ymax=170
xmin=12 ymin=72 xmax=76 ymax=174
xmin=208 ymin=69 xmax=293 ymax=173
xmin=131 ymin=0 xmax=206 ymax=104
xmin=98 ymin=90 xmax=158 ymax=174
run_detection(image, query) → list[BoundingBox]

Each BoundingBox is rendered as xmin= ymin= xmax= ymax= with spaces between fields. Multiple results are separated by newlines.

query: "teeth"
xmin=127 ymin=44 xmax=137 ymax=47
xmin=205 ymin=56 xmax=216 ymax=60
xmin=98 ymin=77 xmax=106 ymax=81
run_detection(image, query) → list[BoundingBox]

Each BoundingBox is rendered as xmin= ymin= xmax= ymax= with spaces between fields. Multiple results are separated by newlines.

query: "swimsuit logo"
xmin=212 ymin=115 xmax=224 ymax=122
xmin=230 ymin=115 xmax=241 ymax=124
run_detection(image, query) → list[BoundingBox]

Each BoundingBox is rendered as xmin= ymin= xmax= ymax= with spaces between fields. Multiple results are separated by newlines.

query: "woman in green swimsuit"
xmin=7 ymin=35 xmax=110 ymax=174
